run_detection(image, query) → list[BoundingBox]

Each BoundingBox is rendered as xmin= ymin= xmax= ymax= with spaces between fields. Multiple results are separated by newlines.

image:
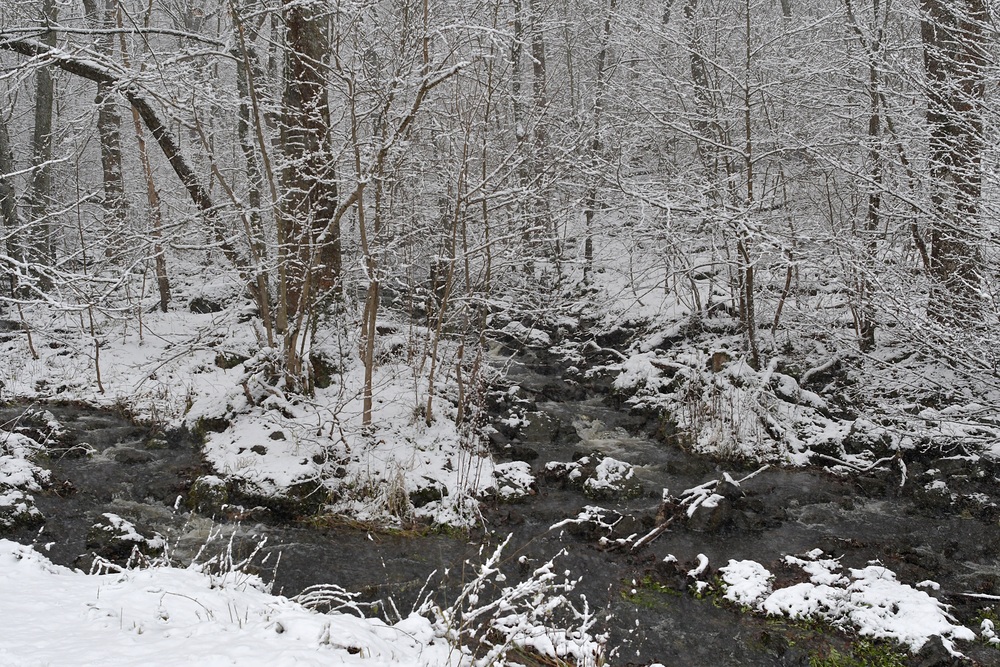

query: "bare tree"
xmin=27 ymin=0 xmax=58 ymax=275
xmin=276 ymin=0 xmax=339 ymax=388
xmin=0 ymin=108 xmax=22 ymax=285
xmin=83 ymin=0 xmax=127 ymax=253
xmin=920 ymin=0 xmax=988 ymax=324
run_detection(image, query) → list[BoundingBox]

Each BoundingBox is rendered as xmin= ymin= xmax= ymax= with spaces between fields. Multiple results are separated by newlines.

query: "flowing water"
xmin=4 ymin=355 xmax=1000 ymax=665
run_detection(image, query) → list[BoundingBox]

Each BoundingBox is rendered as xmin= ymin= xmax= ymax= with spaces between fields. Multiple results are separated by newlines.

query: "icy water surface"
xmin=5 ymin=360 xmax=1000 ymax=666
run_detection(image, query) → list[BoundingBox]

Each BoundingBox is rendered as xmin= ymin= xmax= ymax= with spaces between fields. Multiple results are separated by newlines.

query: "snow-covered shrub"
xmin=715 ymin=550 xmax=975 ymax=654
xmin=0 ymin=431 xmax=49 ymax=528
xmin=611 ymin=346 xmax=850 ymax=464
xmin=417 ymin=535 xmax=607 ymax=666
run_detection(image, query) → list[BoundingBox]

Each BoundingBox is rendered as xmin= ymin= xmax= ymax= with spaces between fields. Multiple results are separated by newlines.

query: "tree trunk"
xmin=27 ymin=0 xmax=58 ymax=274
xmin=0 ymin=111 xmax=23 ymax=293
xmin=920 ymin=0 xmax=987 ymax=324
xmin=844 ymin=0 xmax=885 ymax=351
xmin=230 ymin=3 xmax=276 ymax=344
xmin=278 ymin=0 xmax=338 ymax=387
xmin=528 ymin=0 xmax=551 ymax=258
xmin=583 ymin=0 xmax=616 ymax=283
xmin=114 ymin=0 xmax=170 ymax=313
xmin=83 ymin=0 xmax=127 ymax=254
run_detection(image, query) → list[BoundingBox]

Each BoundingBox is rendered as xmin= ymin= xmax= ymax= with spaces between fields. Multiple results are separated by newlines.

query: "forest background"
xmin=0 ymin=0 xmax=998 ymax=525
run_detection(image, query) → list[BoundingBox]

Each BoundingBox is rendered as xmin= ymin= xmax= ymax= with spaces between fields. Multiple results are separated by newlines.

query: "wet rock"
xmin=251 ymin=444 xmax=268 ymax=455
xmin=224 ymin=478 xmax=328 ymax=521
xmin=187 ymin=475 xmax=230 ymax=515
xmin=408 ymin=476 xmax=447 ymax=508
xmin=519 ymin=412 xmax=563 ymax=443
xmin=842 ymin=419 xmax=894 ymax=456
xmin=913 ymin=479 xmax=954 ymax=513
xmin=0 ymin=489 xmax=44 ymax=530
xmin=503 ymin=443 xmax=539 ymax=462
xmin=214 ymin=351 xmax=249 ymax=370
xmin=912 ymin=635 xmax=971 ymax=667
xmin=486 ymin=386 xmax=537 ymax=416
xmin=687 ymin=496 xmax=734 ymax=533
xmin=489 ymin=461 xmax=536 ymax=501
xmin=555 ymin=505 xmax=650 ymax=544
xmin=595 ymin=326 xmax=633 ymax=349
xmin=717 ymin=480 xmax=743 ymax=501
xmin=12 ymin=408 xmax=73 ymax=447
xmin=542 ymin=453 xmax=643 ymax=501
xmin=85 ymin=512 xmax=165 ymax=565
xmin=583 ymin=457 xmax=642 ymax=501
xmin=485 ymin=427 xmax=509 ymax=449
xmin=112 ymin=447 xmax=156 ymax=465
xmin=538 ymin=380 xmax=587 ymax=402
xmin=935 ymin=457 xmax=978 ymax=477
xmin=189 ymin=296 xmax=223 ymax=314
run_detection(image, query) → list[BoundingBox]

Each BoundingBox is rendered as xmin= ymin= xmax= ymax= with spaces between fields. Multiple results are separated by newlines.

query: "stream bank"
xmin=2 ymin=347 xmax=999 ymax=665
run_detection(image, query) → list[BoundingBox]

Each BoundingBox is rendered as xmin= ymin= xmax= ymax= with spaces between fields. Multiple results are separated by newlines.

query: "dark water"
xmin=4 ymin=362 xmax=1000 ymax=666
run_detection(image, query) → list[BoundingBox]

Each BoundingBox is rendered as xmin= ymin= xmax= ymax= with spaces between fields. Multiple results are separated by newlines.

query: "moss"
xmin=620 ymin=575 xmax=682 ymax=608
xmin=973 ymin=605 xmax=1000 ymax=649
xmin=808 ymin=639 xmax=907 ymax=667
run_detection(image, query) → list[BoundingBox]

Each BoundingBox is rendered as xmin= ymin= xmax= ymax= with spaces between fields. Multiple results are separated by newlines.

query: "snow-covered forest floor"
xmin=3 ymin=236 xmax=1000 ymax=665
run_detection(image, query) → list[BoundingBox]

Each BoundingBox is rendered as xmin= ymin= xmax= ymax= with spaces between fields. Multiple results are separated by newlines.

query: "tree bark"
xmin=583 ymin=0 xmax=616 ymax=283
xmin=278 ymin=0 xmax=338 ymax=385
xmin=83 ymin=0 xmax=127 ymax=252
xmin=528 ymin=0 xmax=551 ymax=257
xmin=27 ymin=0 xmax=58 ymax=273
xmin=0 ymin=111 xmax=23 ymax=290
xmin=920 ymin=0 xmax=987 ymax=324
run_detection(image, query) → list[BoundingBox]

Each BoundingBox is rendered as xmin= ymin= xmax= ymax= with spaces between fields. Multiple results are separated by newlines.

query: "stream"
xmin=4 ymin=353 xmax=1000 ymax=666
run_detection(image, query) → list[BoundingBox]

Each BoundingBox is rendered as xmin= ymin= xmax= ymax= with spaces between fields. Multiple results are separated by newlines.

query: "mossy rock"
xmin=0 ymin=490 xmax=44 ymax=531
xmin=310 ymin=352 xmax=340 ymax=389
xmin=214 ymin=352 xmax=250 ymax=370
xmin=194 ymin=416 xmax=230 ymax=436
xmin=85 ymin=513 xmax=165 ymax=565
xmin=409 ymin=476 xmax=447 ymax=508
xmin=228 ymin=479 xmax=330 ymax=521
xmin=187 ymin=475 xmax=230 ymax=515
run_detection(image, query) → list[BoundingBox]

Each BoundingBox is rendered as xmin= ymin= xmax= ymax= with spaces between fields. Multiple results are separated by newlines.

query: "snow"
xmin=744 ymin=552 xmax=976 ymax=652
xmin=719 ymin=560 xmax=773 ymax=607
xmin=0 ymin=430 xmax=48 ymax=526
xmin=0 ymin=538 xmax=606 ymax=666
xmin=0 ymin=303 xmax=502 ymax=528
xmin=582 ymin=457 xmax=635 ymax=497
xmin=608 ymin=344 xmax=850 ymax=464
xmin=0 ymin=538 xmax=456 ymax=666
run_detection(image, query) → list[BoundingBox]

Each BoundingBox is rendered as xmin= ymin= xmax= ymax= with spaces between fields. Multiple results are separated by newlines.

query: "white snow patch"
xmin=752 ymin=552 xmax=974 ymax=652
xmin=583 ymin=457 xmax=635 ymax=496
xmin=720 ymin=560 xmax=773 ymax=607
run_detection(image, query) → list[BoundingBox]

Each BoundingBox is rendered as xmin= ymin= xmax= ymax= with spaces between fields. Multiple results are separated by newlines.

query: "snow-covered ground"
xmin=0 ymin=512 xmax=987 ymax=664
xmin=0 ymin=538 xmax=450 ymax=666
xmin=0 ymin=291 xmax=520 ymax=528
xmin=717 ymin=550 xmax=975 ymax=654
xmin=0 ymin=537 xmax=605 ymax=667
xmin=1 ymin=229 xmax=998 ymax=665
